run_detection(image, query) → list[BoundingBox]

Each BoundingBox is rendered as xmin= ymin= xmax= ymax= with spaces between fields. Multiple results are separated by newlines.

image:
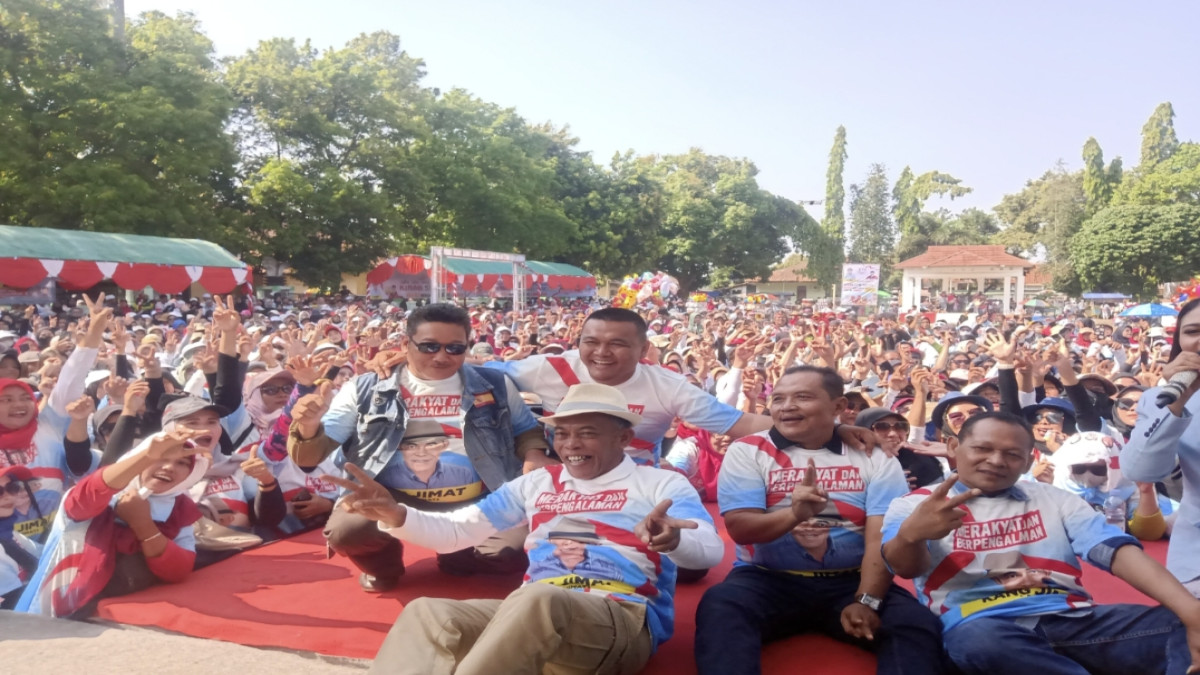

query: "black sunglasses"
xmin=1115 ymin=397 xmax=1139 ymax=411
xmin=414 ymin=342 xmax=469 ymax=356
xmin=872 ymin=421 xmax=910 ymax=434
xmin=1 ymin=481 xmax=23 ymax=496
xmin=1071 ymin=464 xmax=1107 ymax=477
xmin=260 ymin=385 xmax=291 ymax=396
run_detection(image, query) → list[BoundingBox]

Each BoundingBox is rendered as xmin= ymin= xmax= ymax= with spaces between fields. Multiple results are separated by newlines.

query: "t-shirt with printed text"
xmin=718 ymin=429 xmax=907 ymax=573
xmin=881 ymin=479 xmax=1138 ymax=631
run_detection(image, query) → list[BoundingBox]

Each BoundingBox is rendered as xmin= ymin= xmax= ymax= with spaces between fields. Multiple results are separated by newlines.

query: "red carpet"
xmin=97 ymin=506 xmax=1166 ymax=674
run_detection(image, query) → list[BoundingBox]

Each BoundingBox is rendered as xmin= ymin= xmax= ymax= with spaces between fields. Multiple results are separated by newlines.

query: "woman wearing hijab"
xmin=254 ymin=356 xmax=342 ymax=534
xmin=243 ymin=369 xmax=296 ymax=444
xmin=17 ymin=426 xmax=208 ymax=618
xmin=0 ymin=299 xmax=111 ymax=543
xmin=1121 ymin=298 xmax=1200 ymax=594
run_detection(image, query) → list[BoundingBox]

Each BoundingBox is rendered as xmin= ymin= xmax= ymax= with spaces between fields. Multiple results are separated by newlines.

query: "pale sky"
xmin=125 ymin=0 xmax=1198 ymax=217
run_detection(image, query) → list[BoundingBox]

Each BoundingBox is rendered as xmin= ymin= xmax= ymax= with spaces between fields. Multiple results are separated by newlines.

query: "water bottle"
xmin=1103 ymin=494 xmax=1126 ymax=532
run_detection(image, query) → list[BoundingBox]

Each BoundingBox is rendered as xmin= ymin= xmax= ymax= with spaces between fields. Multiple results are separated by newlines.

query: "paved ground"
xmin=0 ymin=611 xmax=370 ymax=674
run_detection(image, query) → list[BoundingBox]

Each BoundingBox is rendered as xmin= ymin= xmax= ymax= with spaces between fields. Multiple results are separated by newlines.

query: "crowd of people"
xmin=1 ymin=287 xmax=1199 ymax=674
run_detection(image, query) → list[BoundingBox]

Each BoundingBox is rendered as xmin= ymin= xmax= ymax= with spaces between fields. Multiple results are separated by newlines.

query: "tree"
xmin=993 ymin=164 xmax=1085 ymax=294
xmin=891 ymin=168 xmax=972 ymax=265
xmin=892 ymin=166 xmax=919 ymax=246
xmin=823 ymin=126 xmax=848 ymax=243
xmin=846 ymin=164 xmax=895 ymax=279
xmin=993 ymin=164 xmax=1085 ymax=258
xmin=1111 ymin=142 xmax=1200 ymax=206
xmin=554 ymin=145 xmax=666 ymax=280
xmin=0 ymin=2 xmax=243 ymax=245
xmin=1082 ymin=137 xmax=1121 ymax=215
xmin=227 ymin=32 xmax=432 ymax=286
xmin=1071 ymin=205 xmax=1200 ymax=298
xmin=412 ymin=91 xmax=578 ymax=262
xmin=1139 ymin=102 xmax=1179 ymax=169
xmin=805 ymin=126 xmax=848 ymax=290
xmin=654 ymin=149 xmax=795 ymax=292
xmin=936 ymin=208 xmax=1000 ymax=244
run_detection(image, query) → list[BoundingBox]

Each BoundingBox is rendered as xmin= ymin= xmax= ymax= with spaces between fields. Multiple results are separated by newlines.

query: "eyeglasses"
xmin=1115 ymin=398 xmax=1140 ymax=411
xmin=945 ymin=407 xmax=984 ymax=425
xmin=260 ymin=385 xmax=291 ymax=396
xmin=98 ymin=424 xmax=117 ymax=437
xmin=1033 ymin=411 xmax=1065 ymax=425
xmin=1 ymin=481 xmax=22 ymax=496
xmin=872 ymin=421 xmax=910 ymax=434
xmin=1071 ymin=464 xmax=1107 ymax=477
xmin=951 ymin=359 xmax=970 ymax=366
xmin=413 ymin=342 xmax=468 ymax=356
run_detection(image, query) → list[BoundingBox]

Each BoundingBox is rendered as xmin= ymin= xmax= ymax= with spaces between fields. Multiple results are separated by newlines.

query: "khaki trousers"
xmin=370 ymin=583 xmax=653 ymax=675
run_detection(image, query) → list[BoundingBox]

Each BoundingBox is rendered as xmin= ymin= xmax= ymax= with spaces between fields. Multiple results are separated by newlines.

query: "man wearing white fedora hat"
xmin=326 ymin=382 xmax=724 ymax=675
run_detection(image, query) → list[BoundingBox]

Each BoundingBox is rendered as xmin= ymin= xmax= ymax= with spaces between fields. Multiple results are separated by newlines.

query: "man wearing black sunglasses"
xmin=289 ymin=303 xmax=548 ymax=593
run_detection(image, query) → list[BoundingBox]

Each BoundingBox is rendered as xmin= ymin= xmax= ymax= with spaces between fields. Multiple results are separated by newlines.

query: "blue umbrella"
xmin=1119 ymin=303 xmax=1178 ymax=318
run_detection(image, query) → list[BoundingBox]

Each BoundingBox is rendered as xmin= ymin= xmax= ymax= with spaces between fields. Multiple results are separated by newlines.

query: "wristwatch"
xmin=856 ymin=593 xmax=882 ymax=611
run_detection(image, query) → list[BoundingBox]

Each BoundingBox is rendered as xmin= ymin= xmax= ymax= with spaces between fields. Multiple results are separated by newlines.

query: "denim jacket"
xmin=321 ymin=365 xmax=535 ymax=492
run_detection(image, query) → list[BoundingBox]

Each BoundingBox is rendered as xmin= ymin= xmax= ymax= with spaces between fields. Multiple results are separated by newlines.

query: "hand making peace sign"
xmin=323 ymin=464 xmax=407 ymax=528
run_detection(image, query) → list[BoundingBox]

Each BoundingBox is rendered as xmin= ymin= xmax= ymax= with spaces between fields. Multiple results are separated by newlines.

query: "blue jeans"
xmin=944 ymin=604 xmax=1189 ymax=675
xmin=695 ymin=566 xmax=947 ymax=675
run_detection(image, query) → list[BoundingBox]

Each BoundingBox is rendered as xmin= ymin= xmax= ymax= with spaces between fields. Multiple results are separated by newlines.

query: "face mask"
xmin=1076 ymin=472 xmax=1107 ymax=489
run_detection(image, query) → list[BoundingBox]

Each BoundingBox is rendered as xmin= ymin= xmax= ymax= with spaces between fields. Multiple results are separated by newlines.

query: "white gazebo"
xmin=895 ymin=245 xmax=1035 ymax=312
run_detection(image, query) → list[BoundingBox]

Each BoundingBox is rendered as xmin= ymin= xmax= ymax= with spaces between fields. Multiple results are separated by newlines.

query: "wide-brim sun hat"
xmin=537 ymin=383 xmax=643 ymax=427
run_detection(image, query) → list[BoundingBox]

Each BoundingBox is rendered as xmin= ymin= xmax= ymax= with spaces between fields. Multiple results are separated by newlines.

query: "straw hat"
xmin=538 ymin=383 xmax=643 ymax=427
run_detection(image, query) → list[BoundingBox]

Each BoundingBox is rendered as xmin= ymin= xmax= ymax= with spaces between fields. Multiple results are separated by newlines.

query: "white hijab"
xmin=117 ymin=434 xmax=211 ymax=521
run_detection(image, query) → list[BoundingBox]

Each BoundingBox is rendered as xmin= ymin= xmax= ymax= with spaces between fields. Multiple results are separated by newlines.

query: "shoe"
xmin=359 ymin=573 xmax=400 ymax=593
xmin=436 ymin=548 xmax=481 ymax=577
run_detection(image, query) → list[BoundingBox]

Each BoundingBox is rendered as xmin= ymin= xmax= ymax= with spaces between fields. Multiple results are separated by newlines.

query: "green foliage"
xmin=891 ymin=167 xmax=972 ymax=267
xmin=1073 ymin=138 xmax=1199 ymax=295
xmin=0 ymin=1 xmax=243 ymax=246
xmin=891 ymin=167 xmax=919 ymax=239
xmin=1082 ymin=137 xmax=1121 ymax=216
xmin=992 ymin=164 xmax=1085 ymax=259
xmin=806 ymin=126 xmax=848 ymax=291
xmin=227 ymin=32 xmax=432 ymax=286
xmin=846 ymin=164 xmax=894 ymax=280
xmin=555 ymin=148 xmax=666 ymax=280
xmin=1139 ymin=102 xmax=1179 ymax=169
xmin=654 ymin=149 xmax=798 ymax=292
xmin=1111 ymin=142 xmax=1200 ymax=206
xmin=1071 ymin=205 xmax=1200 ymax=298
xmin=823 ymin=125 xmax=848 ymax=241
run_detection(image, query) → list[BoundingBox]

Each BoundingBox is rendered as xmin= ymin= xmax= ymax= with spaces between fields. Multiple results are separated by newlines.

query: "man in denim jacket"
xmin=288 ymin=304 xmax=548 ymax=592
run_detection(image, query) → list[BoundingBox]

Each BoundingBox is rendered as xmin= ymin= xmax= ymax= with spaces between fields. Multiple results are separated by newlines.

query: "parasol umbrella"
xmin=1024 ymin=299 xmax=1049 ymax=308
xmin=1119 ymin=303 xmax=1178 ymax=318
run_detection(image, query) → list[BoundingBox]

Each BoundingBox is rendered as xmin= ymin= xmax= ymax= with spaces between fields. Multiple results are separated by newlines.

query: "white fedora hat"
xmin=538 ymin=383 xmax=643 ymax=427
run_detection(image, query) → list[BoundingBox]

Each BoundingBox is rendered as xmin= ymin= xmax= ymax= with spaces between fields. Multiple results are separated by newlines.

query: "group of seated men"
xmin=282 ymin=304 xmax=1200 ymax=675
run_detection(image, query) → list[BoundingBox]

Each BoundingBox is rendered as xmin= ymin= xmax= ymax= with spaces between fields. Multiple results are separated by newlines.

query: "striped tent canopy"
xmin=366 ymin=255 xmax=596 ymax=297
xmin=0 ymin=226 xmax=249 ymax=294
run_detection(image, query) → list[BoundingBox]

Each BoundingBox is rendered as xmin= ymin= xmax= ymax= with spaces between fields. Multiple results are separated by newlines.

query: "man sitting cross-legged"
xmin=882 ymin=411 xmax=1200 ymax=675
xmin=326 ymin=383 xmax=725 ymax=675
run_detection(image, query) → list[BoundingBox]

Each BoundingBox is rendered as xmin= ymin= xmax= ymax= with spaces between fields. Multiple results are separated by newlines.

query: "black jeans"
xmin=695 ymin=566 xmax=948 ymax=675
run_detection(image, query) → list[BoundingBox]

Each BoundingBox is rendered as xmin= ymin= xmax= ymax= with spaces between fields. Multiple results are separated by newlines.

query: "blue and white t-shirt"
xmin=881 ymin=479 xmax=1138 ymax=631
xmin=718 ymin=429 xmax=907 ymax=572
xmin=382 ymin=457 xmax=725 ymax=651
